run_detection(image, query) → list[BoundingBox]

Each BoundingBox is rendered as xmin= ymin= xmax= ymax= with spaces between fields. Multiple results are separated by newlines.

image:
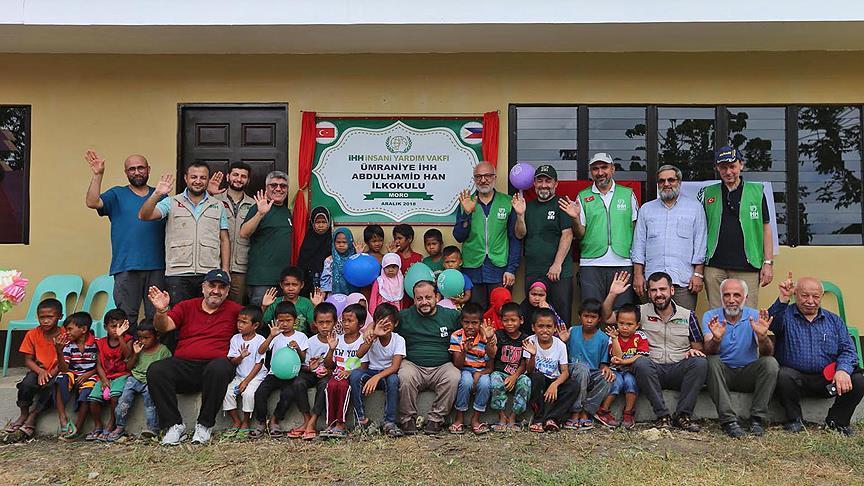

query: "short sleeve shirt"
xmin=131 ymin=345 xmax=172 ymax=383
xmin=266 ymin=331 xmax=309 ymax=375
xmin=19 ymin=327 xmax=63 ymax=371
xmin=263 ymin=296 xmax=315 ymax=335
xmin=524 ymin=197 xmax=573 ymax=278
xmin=398 ymin=306 xmax=461 ymax=367
xmin=448 ymin=329 xmax=488 ymax=372
xmin=333 ymin=335 xmax=364 ymax=374
xmin=493 ymin=330 xmax=526 ymax=374
xmin=167 ymin=298 xmax=243 ymax=360
xmin=523 ymin=335 xmax=568 ymax=379
xmin=361 ymin=332 xmax=406 ymax=370
xmin=155 ymin=190 xmax=229 ymax=229
xmin=228 ymin=333 xmax=267 ymax=380
xmin=97 ymin=186 xmax=166 ymax=274
xmin=96 ymin=335 xmax=133 ymax=379
xmin=243 ymin=203 xmax=293 ymax=286
xmin=565 ymin=326 xmax=610 ymax=370
xmin=608 ymin=331 xmax=650 ymax=371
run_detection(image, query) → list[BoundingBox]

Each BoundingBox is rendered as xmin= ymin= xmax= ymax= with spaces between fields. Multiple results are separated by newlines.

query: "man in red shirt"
xmin=146 ymin=269 xmax=241 ymax=446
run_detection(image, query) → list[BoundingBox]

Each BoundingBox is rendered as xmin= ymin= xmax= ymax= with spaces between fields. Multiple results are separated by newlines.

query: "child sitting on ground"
xmin=596 ymin=304 xmax=647 ymax=429
xmin=110 ymin=319 xmax=171 ymax=440
xmin=53 ymin=312 xmax=99 ymax=441
xmin=559 ymin=299 xmax=614 ymax=431
xmin=291 ymin=302 xmax=337 ymax=440
xmin=524 ymin=308 xmax=576 ymax=433
xmin=251 ymin=301 xmax=309 ymax=438
xmin=6 ymin=298 xmax=64 ymax=441
xmin=87 ymin=309 xmax=133 ymax=441
xmin=321 ymin=303 xmax=365 ymax=439
xmin=421 ymin=228 xmax=445 ymax=275
xmin=349 ymin=303 xmax=405 ymax=437
xmin=362 ymin=224 xmax=386 ymax=264
xmin=262 ymin=266 xmax=321 ymax=335
xmin=369 ymin=253 xmax=404 ymax=314
xmin=441 ymin=245 xmax=473 ymax=306
xmin=487 ymin=302 xmax=531 ymax=432
xmin=223 ymin=306 xmax=267 ymax=439
xmin=321 ymin=228 xmax=358 ymax=296
xmin=449 ymin=303 xmax=495 ymax=435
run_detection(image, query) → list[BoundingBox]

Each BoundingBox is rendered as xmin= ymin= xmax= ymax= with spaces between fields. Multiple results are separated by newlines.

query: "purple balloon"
xmin=325 ymin=293 xmax=349 ymax=316
xmin=509 ymin=162 xmax=535 ymax=190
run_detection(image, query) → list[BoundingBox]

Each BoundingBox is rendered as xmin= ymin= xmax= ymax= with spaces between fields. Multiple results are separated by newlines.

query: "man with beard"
xmin=146 ymin=269 xmax=242 ymax=445
xmin=631 ymin=165 xmax=707 ymax=309
xmin=85 ymin=150 xmax=166 ymax=331
xmin=206 ymin=162 xmax=256 ymax=304
xmin=239 ymin=170 xmax=293 ymax=306
xmin=139 ymin=162 xmax=230 ymax=305
xmin=454 ymin=162 xmax=522 ymax=309
xmin=702 ymin=278 xmax=778 ymax=438
xmin=701 ymin=146 xmax=773 ymax=309
xmin=397 ymin=281 xmax=461 ymax=435
xmin=513 ymin=165 xmax=574 ymax=322
xmin=770 ymin=273 xmax=863 ymax=436
xmin=559 ymin=152 xmax=638 ymax=308
xmin=603 ymin=271 xmax=707 ymax=432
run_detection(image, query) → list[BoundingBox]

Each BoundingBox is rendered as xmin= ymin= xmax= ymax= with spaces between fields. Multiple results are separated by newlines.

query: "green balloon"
xmin=403 ymin=262 xmax=436 ymax=298
xmin=271 ymin=347 xmax=301 ymax=380
xmin=437 ymin=269 xmax=465 ymax=298
xmin=344 ymin=356 xmax=362 ymax=371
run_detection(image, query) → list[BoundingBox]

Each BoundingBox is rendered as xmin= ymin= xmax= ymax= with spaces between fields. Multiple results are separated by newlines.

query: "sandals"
xmin=471 ymin=423 xmax=489 ymax=435
xmin=84 ymin=428 xmax=104 ymax=441
xmin=235 ymin=429 xmax=250 ymax=440
xmin=59 ymin=422 xmax=78 ymax=441
xmin=140 ymin=429 xmax=158 ymax=439
xmin=301 ymin=430 xmax=317 ymax=440
xmin=563 ymin=419 xmax=581 ymax=430
xmin=529 ymin=422 xmax=545 ymax=433
xmin=4 ymin=420 xmax=23 ymax=433
xmin=222 ymin=427 xmax=239 ymax=439
xmin=448 ymin=423 xmax=465 ymax=435
xmin=544 ymin=420 xmax=560 ymax=432
xmin=104 ymin=428 xmax=124 ymax=442
xmin=248 ymin=425 xmax=265 ymax=439
xmin=286 ymin=427 xmax=306 ymax=439
xmin=268 ymin=424 xmax=284 ymax=439
xmin=327 ymin=427 xmax=347 ymax=439
xmin=491 ymin=422 xmax=509 ymax=433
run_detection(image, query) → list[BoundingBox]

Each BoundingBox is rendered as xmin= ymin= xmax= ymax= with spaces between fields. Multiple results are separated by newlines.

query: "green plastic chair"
xmin=79 ymin=275 xmax=116 ymax=339
xmin=3 ymin=274 xmax=83 ymax=376
xmin=820 ymin=280 xmax=863 ymax=369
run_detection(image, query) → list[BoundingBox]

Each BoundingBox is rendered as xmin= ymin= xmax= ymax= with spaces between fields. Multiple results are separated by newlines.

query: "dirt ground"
xmin=1 ymin=422 xmax=862 ymax=485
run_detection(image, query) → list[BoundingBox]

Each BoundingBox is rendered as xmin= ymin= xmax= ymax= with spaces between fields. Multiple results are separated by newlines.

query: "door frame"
xmin=176 ymin=102 xmax=290 ymax=191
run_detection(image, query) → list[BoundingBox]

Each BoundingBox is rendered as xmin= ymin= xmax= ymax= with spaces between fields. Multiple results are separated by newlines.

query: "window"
xmin=510 ymin=103 xmax=864 ymax=246
xmin=0 ymin=105 xmax=30 ymax=244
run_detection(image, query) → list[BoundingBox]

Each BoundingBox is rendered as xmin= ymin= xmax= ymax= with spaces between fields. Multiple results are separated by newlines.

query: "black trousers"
xmin=147 ymin=357 xmax=235 ymax=429
xmin=528 ymin=372 xmax=578 ymax=424
xmin=16 ymin=371 xmax=54 ymax=411
xmin=292 ymin=370 xmax=328 ymax=415
xmin=253 ymin=374 xmax=301 ymax=422
xmin=164 ymin=275 xmax=206 ymax=306
xmin=775 ymin=366 xmax=864 ymax=426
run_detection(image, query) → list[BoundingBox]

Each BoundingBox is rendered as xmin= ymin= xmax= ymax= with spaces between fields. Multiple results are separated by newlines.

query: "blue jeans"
xmin=610 ymin=370 xmax=638 ymax=396
xmin=114 ymin=376 xmax=158 ymax=431
xmin=454 ymin=369 xmax=491 ymax=413
xmin=349 ymin=368 xmax=400 ymax=425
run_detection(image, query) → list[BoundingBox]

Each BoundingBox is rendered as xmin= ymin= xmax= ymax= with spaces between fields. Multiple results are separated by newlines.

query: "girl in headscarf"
xmin=369 ymin=252 xmax=404 ymax=315
xmin=519 ymin=278 xmax=564 ymax=335
xmin=297 ymin=206 xmax=332 ymax=297
xmin=346 ymin=292 xmax=375 ymax=331
xmin=483 ymin=287 xmax=512 ymax=330
xmin=320 ymin=227 xmax=357 ymax=296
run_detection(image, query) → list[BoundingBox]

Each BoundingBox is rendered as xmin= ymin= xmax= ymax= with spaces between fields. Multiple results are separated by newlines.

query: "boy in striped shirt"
xmin=449 ymin=303 xmax=495 ymax=435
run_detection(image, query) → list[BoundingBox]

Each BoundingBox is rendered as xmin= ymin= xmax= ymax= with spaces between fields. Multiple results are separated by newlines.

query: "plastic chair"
xmin=848 ymin=326 xmax=864 ymax=369
xmin=3 ymin=274 xmax=83 ymax=376
xmin=79 ymin=274 xmax=116 ymax=339
xmin=819 ymin=280 xmax=862 ymax=369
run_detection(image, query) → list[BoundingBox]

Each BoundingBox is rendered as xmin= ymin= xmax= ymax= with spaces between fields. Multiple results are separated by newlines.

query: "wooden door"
xmin=179 ymin=104 xmax=288 ymax=195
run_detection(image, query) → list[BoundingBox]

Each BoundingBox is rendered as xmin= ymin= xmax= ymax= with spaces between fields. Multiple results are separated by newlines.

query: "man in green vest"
xmin=559 ymin=152 xmax=638 ymax=309
xmin=453 ymin=161 xmax=522 ymax=309
xmin=701 ymin=146 xmax=773 ymax=309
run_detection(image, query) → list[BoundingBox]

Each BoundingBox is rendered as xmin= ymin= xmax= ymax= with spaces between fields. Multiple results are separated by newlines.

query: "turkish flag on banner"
xmin=317 ymin=127 xmax=335 ymax=138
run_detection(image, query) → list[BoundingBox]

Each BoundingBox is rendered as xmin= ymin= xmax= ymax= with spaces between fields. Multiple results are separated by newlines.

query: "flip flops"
xmin=104 ymin=428 xmax=125 ymax=442
xmin=471 ymin=423 xmax=489 ymax=435
xmin=248 ymin=425 xmax=265 ymax=439
xmin=544 ymin=420 xmax=560 ymax=432
xmin=4 ymin=420 xmax=23 ymax=433
xmin=222 ymin=427 xmax=239 ymax=439
xmin=268 ymin=424 xmax=284 ymax=438
xmin=448 ymin=423 xmax=465 ymax=435
xmin=301 ymin=430 xmax=317 ymax=440
xmin=58 ymin=422 xmax=78 ymax=441
xmin=84 ymin=428 xmax=103 ymax=441
xmin=529 ymin=422 xmax=545 ymax=433
xmin=491 ymin=422 xmax=509 ymax=433
xmin=286 ymin=427 xmax=306 ymax=439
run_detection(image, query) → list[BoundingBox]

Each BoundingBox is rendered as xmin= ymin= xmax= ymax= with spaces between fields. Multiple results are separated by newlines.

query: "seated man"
xmin=703 ymin=278 xmax=778 ymax=438
xmin=397 ymin=281 xmax=461 ymax=435
xmin=770 ymin=273 xmax=864 ymax=436
xmin=603 ymin=271 xmax=707 ymax=432
xmin=146 ymin=269 xmax=242 ymax=445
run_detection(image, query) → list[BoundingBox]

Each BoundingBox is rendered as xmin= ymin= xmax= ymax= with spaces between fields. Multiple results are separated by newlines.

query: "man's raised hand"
xmin=147 ymin=286 xmax=170 ymax=313
xmin=85 ymin=150 xmax=105 ymax=176
xmin=154 ymin=173 xmax=175 ymax=196
xmin=609 ymin=271 xmax=632 ymax=296
xmin=707 ymin=315 xmax=726 ymax=341
xmin=557 ymin=195 xmax=581 ymax=220
xmin=459 ymin=190 xmax=476 ymax=214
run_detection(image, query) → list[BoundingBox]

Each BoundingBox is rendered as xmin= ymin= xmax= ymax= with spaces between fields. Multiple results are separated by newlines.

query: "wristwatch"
xmin=763 ymin=260 xmax=774 ymax=265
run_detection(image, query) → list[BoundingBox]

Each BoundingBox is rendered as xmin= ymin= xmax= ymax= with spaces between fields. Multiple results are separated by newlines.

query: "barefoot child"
xmin=321 ymin=304 xmax=365 ymax=438
xmin=53 ymin=312 xmax=99 ymax=440
xmin=7 ymin=299 xmax=64 ymax=441
xmin=350 ymin=303 xmax=405 ymax=437
xmin=262 ymin=266 xmax=320 ymax=335
xmin=524 ymin=308 xmax=576 ymax=432
xmin=596 ymin=304 xmax=647 ymax=429
xmin=87 ymin=309 xmax=133 ymax=440
xmin=292 ymin=302 xmax=337 ymax=440
xmin=109 ymin=320 xmax=171 ymax=440
xmin=449 ymin=303 xmax=494 ymax=435
xmin=368 ymin=253 xmax=404 ymax=315
xmin=487 ymin=302 xmax=531 ymax=432
xmin=421 ymin=228 xmax=445 ymax=275
xmin=251 ymin=301 xmax=309 ymax=438
xmin=223 ymin=306 xmax=267 ymax=439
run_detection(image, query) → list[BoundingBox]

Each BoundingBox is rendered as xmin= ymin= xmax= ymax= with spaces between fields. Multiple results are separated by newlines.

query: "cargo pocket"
xmin=199 ymin=238 xmax=221 ymax=269
xmin=166 ymin=239 xmax=194 ymax=268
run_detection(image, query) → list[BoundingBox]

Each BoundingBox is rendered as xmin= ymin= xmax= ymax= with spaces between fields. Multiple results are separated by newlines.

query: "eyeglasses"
xmin=473 ymin=173 xmax=496 ymax=181
xmin=657 ymin=177 xmax=679 ymax=185
xmin=268 ymin=183 xmax=289 ymax=189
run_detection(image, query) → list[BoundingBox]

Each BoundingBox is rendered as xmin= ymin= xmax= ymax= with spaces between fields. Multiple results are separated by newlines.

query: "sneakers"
xmin=783 ymin=418 xmax=804 ymax=433
xmin=160 ymin=424 xmax=187 ymax=446
xmin=191 ymin=423 xmax=213 ymax=445
xmin=721 ymin=421 xmax=746 ymax=439
xmin=655 ymin=415 xmax=673 ymax=429
xmin=593 ymin=409 xmax=618 ymax=428
xmin=382 ymin=422 xmax=404 ymax=438
xmin=141 ymin=429 xmax=158 ymax=439
xmin=825 ymin=419 xmax=855 ymax=437
xmin=423 ymin=420 xmax=444 ymax=435
xmin=748 ymin=418 xmax=765 ymax=437
xmin=401 ymin=420 xmax=418 ymax=436
xmin=622 ymin=411 xmax=636 ymax=430
xmin=672 ymin=413 xmax=700 ymax=433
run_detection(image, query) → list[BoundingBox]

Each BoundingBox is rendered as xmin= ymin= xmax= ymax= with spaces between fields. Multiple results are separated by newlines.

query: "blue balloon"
xmin=344 ymin=253 xmax=381 ymax=287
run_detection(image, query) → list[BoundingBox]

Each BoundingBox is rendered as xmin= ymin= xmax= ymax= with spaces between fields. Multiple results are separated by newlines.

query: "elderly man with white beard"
xmin=702 ymin=278 xmax=778 ymax=438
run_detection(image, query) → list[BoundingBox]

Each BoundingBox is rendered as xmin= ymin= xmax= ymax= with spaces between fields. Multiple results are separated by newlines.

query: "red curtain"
xmin=291 ymin=111 xmax=317 ymax=264
xmin=481 ymin=111 xmax=499 ymax=167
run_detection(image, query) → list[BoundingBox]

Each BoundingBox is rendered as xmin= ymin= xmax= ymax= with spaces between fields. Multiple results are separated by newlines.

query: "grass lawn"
xmin=1 ymin=422 xmax=862 ymax=485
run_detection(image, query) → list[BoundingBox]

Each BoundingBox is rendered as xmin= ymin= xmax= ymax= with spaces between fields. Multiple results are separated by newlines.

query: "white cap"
xmin=589 ymin=152 xmax=614 ymax=165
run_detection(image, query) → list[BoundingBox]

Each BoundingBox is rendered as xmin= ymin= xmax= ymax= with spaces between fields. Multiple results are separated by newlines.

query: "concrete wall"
xmin=1 ymin=51 xmax=862 ymax=326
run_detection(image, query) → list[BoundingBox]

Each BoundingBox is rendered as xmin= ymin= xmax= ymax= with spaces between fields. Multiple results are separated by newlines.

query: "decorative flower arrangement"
xmin=0 ymin=270 xmax=28 ymax=314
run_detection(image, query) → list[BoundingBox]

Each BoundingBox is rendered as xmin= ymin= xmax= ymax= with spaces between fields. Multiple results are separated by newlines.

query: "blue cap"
xmin=715 ymin=145 xmax=742 ymax=165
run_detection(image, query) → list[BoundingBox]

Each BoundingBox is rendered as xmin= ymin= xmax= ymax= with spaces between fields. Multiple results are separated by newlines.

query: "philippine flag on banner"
xmin=460 ymin=121 xmax=483 ymax=145
xmin=316 ymin=122 xmax=338 ymax=144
